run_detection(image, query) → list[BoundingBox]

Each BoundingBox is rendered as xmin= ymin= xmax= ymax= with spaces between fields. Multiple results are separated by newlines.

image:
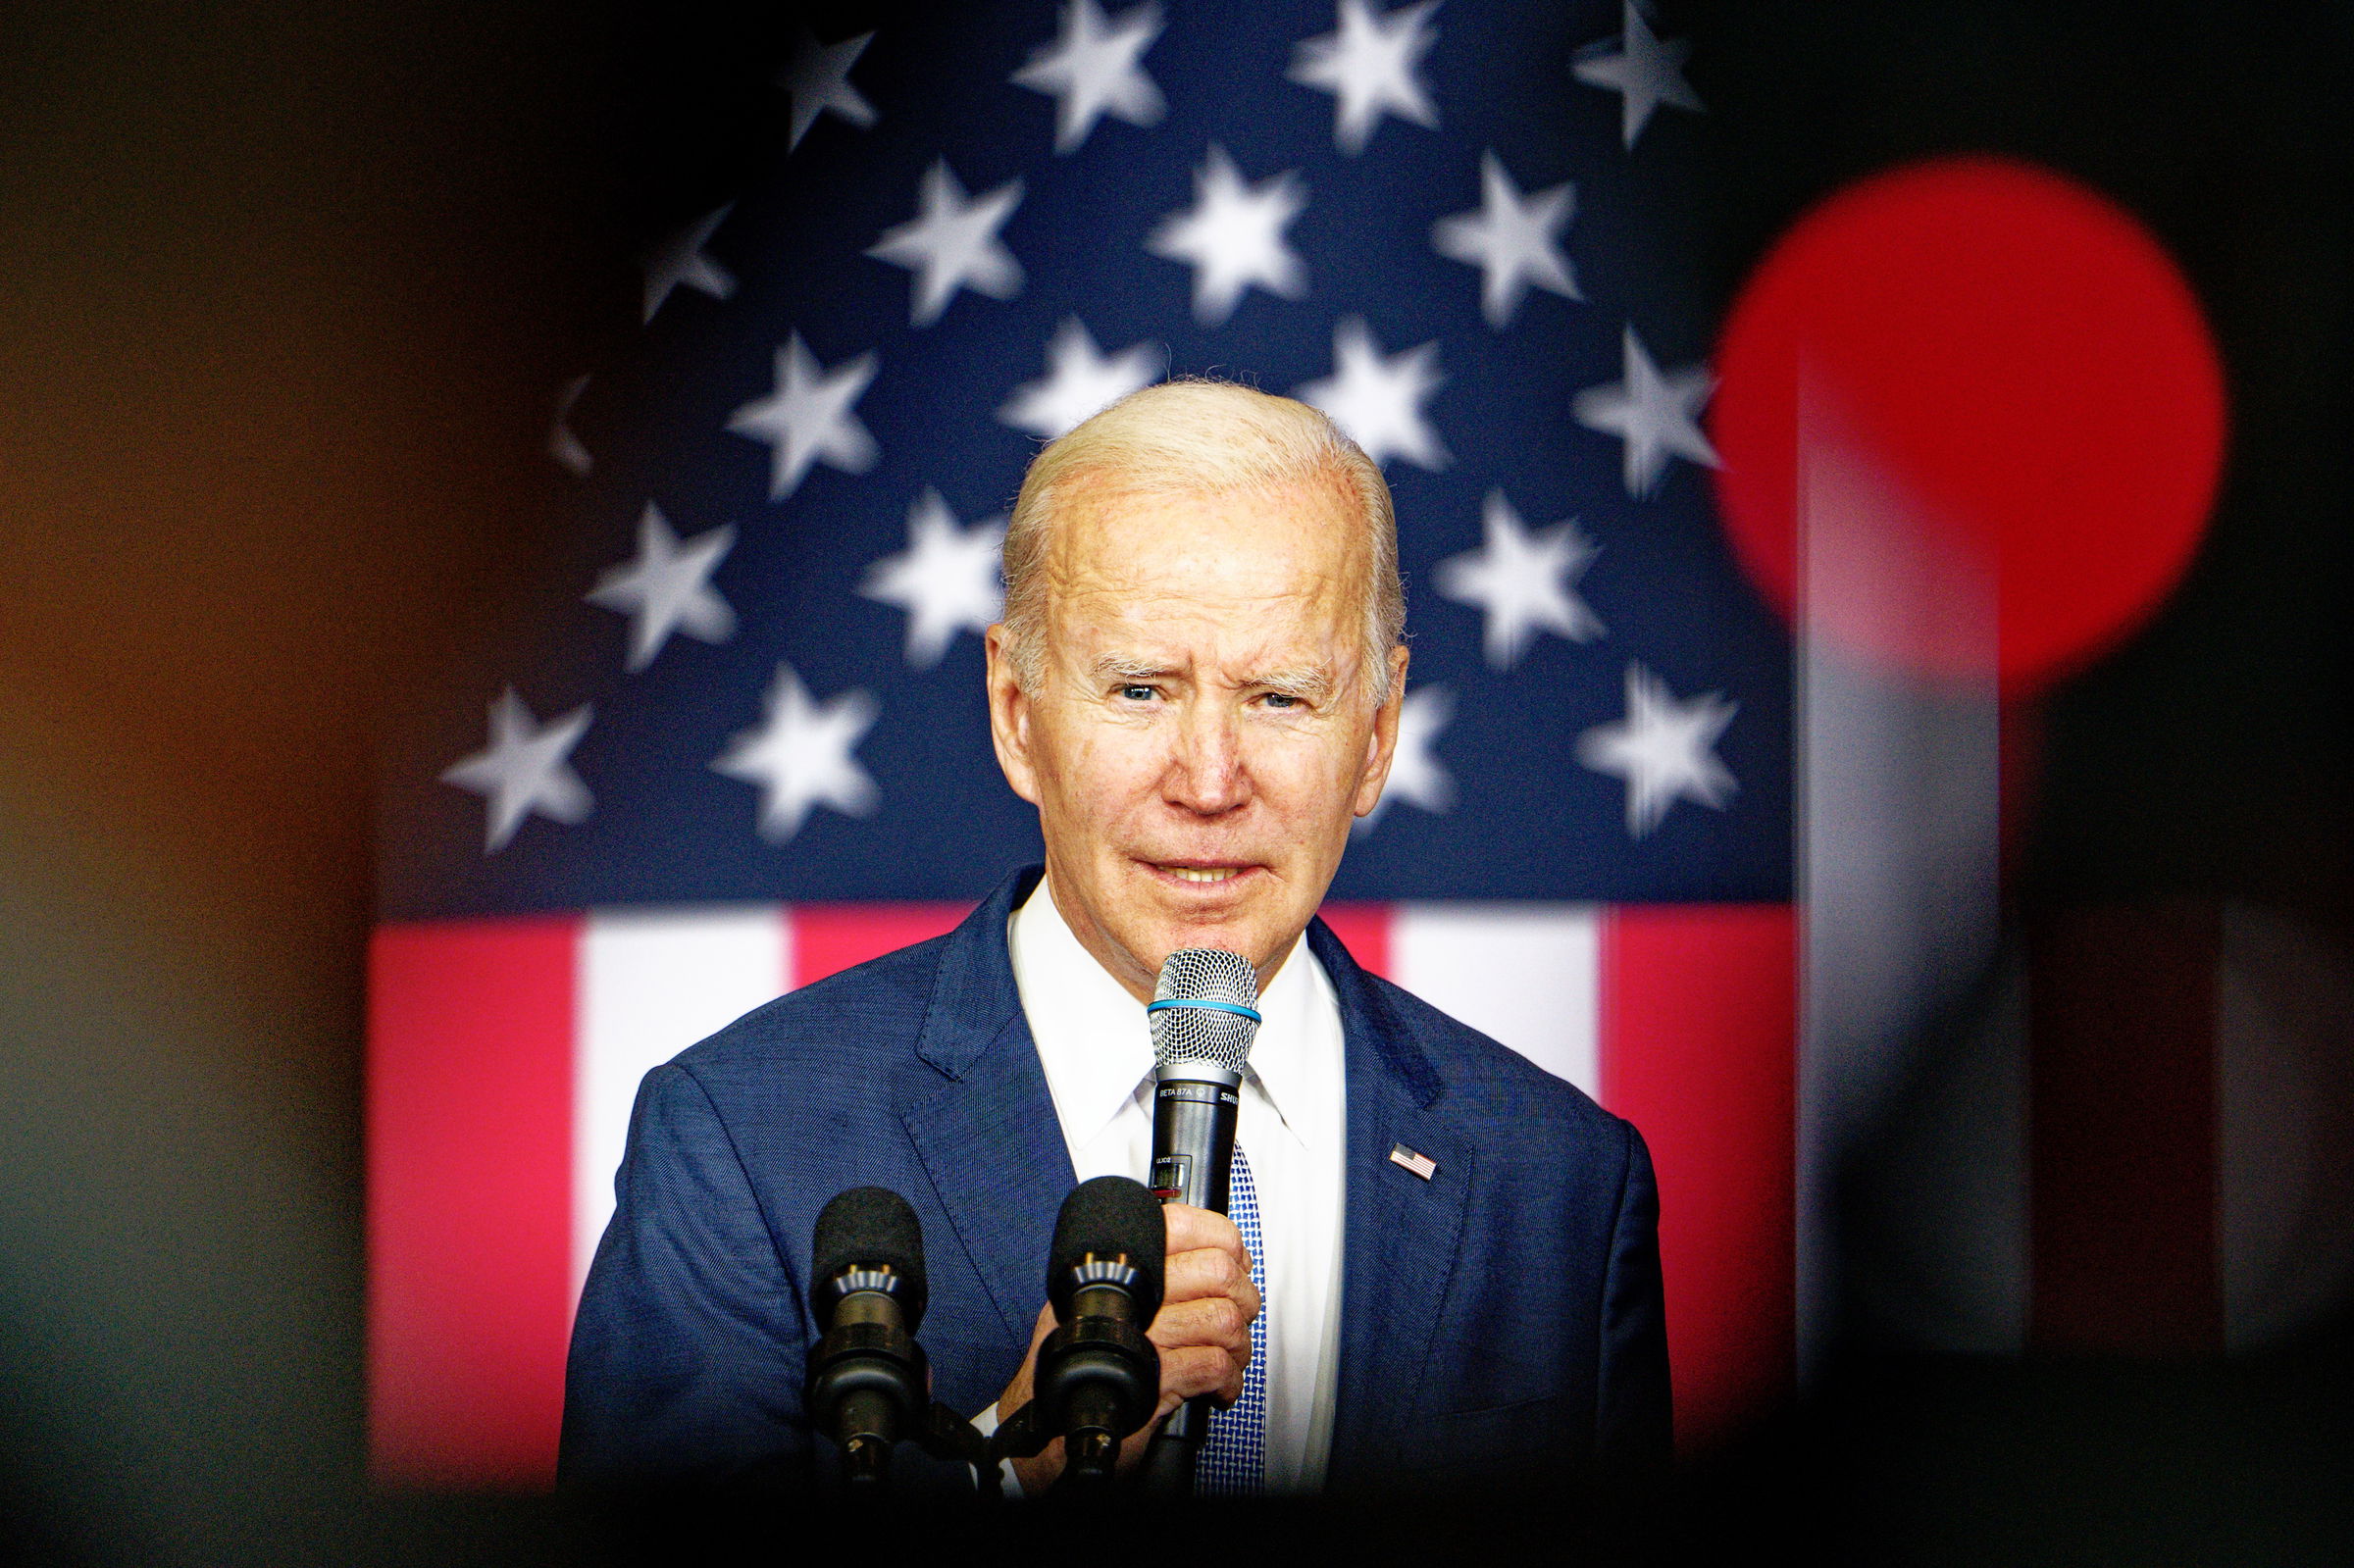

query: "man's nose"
xmin=1163 ymin=696 xmax=1249 ymax=815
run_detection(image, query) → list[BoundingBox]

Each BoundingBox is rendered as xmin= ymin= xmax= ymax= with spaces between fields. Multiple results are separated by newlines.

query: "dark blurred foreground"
xmin=23 ymin=1338 xmax=2346 ymax=1567
xmin=2 ymin=0 xmax=2350 ymax=1561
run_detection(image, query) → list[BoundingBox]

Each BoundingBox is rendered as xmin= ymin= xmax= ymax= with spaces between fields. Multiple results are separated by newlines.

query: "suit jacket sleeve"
xmin=1597 ymin=1118 xmax=1672 ymax=1492
xmin=559 ymin=1061 xmax=808 ymax=1491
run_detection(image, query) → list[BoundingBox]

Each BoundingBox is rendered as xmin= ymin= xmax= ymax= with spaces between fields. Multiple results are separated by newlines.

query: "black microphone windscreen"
xmin=1049 ymin=1175 xmax=1166 ymax=1323
xmin=811 ymin=1186 xmax=928 ymax=1333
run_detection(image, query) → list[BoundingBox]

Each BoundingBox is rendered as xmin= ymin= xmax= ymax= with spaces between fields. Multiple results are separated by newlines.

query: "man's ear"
xmin=1352 ymin=644 xmax=1411 ymax=818
xmin=985 ymin=624 xmax=1043 ymax=806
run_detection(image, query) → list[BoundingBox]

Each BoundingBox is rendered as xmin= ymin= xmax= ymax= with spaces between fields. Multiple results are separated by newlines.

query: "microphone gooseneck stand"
xmin=804 ymin=1286 xmax=1001 ymax=1495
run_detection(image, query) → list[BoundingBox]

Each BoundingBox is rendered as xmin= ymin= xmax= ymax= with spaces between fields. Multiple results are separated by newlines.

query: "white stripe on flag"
xmin=574 ymin=905 xmax=790 ymax=1295
xmin=1389 ymin=904 xmax=1600 ymax=1095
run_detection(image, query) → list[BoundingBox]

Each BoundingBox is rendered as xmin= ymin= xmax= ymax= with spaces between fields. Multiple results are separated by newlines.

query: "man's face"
xmin=986 ymin=474 xmax=1408 ymax=1001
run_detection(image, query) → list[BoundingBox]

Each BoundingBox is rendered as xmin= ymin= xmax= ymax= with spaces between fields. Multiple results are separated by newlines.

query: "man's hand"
xmin=994 ymin=1202 xmax=1257 ymax=1493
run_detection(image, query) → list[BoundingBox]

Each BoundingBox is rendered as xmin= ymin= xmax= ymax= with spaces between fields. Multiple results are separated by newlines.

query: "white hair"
xmin=999 ymin=379 xmax=1406 ymax=702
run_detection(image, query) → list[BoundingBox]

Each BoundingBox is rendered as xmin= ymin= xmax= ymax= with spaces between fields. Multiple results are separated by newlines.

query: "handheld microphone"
xmin=1140 ymin=948 xmax=1262 ymax=1492
xmin=1030 ymin=1176 xmax=1166 ymax=1486
xmin=804 ymin=1186 xmax=930 ymax=1491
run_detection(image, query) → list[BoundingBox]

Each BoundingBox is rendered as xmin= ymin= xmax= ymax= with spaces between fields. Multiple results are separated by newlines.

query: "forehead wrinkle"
xmin=1048 ymin=479 xmax=1369 ymax=593
xmin=1055 ymin=561 xmax=1328 ymax=612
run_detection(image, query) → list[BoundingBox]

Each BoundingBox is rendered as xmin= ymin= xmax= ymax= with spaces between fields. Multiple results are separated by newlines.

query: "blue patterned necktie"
xmin=1195 ymin=1142 xmax=1267 ymax=1496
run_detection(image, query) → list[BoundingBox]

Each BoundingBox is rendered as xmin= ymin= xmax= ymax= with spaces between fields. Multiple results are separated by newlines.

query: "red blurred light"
xmin=1711 ymin=156 xmax=2226 ymax=692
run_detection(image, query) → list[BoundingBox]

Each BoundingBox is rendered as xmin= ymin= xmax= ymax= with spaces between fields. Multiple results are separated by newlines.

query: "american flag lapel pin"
xmin=1388 ymin=1143 xmax=1438 ymax=1181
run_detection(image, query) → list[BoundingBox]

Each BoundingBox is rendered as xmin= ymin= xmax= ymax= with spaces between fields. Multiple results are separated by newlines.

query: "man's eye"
xmin=1262 ymin=692 xmax=1302 ymax=709
xmin=1119 ymin=684 xmax=1157 ymax=702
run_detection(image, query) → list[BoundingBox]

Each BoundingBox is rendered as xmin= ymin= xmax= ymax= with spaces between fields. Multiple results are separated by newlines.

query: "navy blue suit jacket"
xmin=561 ymin=867 xmax=1668 ymax=1496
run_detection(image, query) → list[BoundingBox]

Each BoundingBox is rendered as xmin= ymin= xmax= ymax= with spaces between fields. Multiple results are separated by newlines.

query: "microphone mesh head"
xmin=1150 ymin=948 xmax=1261 ymax=1072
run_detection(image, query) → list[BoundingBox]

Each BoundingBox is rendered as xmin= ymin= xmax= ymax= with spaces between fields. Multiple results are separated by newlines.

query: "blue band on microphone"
xmin=1147 ymin=997 xmax=1263 ymax=1025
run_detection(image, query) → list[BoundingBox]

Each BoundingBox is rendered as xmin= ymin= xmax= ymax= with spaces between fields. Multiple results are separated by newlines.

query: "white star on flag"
xmin=549 ymin=374 xmax=591 ymax=478
xmin=1359 ymin=683 xmax=1457 ymax=829
xmin=712 ymin=664 xmax=881 ymax=843
xmin=1577 ymin=662 xmax=1736 ymax=837
xmin=781 ymin=30 xmax=878 ymax=152
xmin=1434 ymin=490 xmax=1604 ymax=669
xmin=1572 ymin=325 xmax=1718 ymax=498
xmin=1014 ymin=0 xmax=1166 ymax=154
xmin=586 ymin=503 xmax=738 ymax=673
xmin=998 ymin=318 xmax=1165 ymax=439
xmin=1298 ymin=317 xmax=1449 ymax=471
xmin=867 ymin=161 xmax=1027 ymax=327
xmin=1572 ymin=0 xmax=1704 ymax=150
xmin=1147 ymin=145 xmax=1308 ymax=327
xmin=641 ymin=203 xmax=736 ymax=325
xmin=726 ymin=332 xmax=880 ymax=500
xmin=1288 ymin=0 xmax=1442 ymax=156
xmin=859 ymin=490 xmax=1007 ymax=669
xmin=439 ymin=688 xmax=593 ymax=853
xmin=1431 ymin=151 xmax=1579 ymax=328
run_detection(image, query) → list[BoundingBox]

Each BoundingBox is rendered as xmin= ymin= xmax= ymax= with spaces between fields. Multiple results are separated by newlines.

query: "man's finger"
xmin=1156 ymin=1343 xmax=1246 ymax=1407
xmin=1160 ymin=1202 xmax=1249 ymax=1271
xmin=1161 ymin=1246 xmax=1260 ymax=1318
xmin=1147 ymin=1294 xmax=1254 ymax=1359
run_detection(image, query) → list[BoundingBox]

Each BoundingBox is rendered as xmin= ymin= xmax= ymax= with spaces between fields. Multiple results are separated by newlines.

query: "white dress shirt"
xmin=1002 ymin=876 xmax=1348 ymax=1493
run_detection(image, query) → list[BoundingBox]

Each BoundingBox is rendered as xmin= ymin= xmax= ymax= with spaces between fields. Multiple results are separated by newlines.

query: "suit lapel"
xmin=898 ymin=869 xmax=1075 ymax=1349
xmin=1310 ymin=919 xmax=1475 ymax=1487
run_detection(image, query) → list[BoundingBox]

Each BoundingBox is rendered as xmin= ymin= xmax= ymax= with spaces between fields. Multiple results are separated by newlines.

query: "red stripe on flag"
xmin=1601 ymin=905 xmax=1796 ymax=1455
xmin=368 ymin=918 xmax=578 ymax=1490
xmin=2028 ymin=901 xmax=2222 ymax=1355
xmin=1315 ymin=902 xmax=1392 ymax=979
xmin=791 ymin=903 xmax=974 ymax=986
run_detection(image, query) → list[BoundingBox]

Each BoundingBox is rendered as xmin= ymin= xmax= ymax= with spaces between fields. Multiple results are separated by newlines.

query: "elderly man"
xmin=560 ymin=381 xmax=1668 ymax=1500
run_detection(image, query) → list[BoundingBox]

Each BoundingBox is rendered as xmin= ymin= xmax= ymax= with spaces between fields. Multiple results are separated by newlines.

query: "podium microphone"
xmin=1032 ymin=1176 xmax=1165 ymax=1486
xmin=804 ymin=1186 xmax=930 ymax=1490
xmin=1140 ymin=947 xmax=1262 ymax=1492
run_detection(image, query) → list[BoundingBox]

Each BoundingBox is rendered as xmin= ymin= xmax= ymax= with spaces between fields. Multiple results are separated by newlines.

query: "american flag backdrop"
xmin=371 ymin=0 xmax=1796 ymax=1490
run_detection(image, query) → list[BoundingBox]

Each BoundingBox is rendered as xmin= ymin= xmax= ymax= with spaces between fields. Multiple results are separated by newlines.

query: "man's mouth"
xmin=1149 ymin=862 xmax=1251 ymax=885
